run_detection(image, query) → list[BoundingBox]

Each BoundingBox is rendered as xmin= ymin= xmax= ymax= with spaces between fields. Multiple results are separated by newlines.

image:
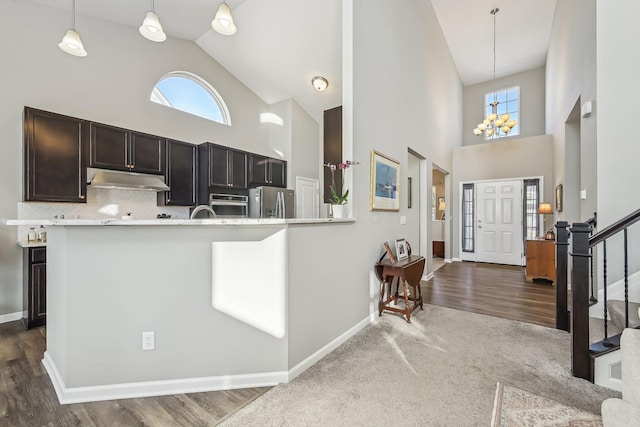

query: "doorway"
xmin=431 ymin=166 xmax=447 ymax=271
xmin=476 ymin=180 xmax=524 ymax=265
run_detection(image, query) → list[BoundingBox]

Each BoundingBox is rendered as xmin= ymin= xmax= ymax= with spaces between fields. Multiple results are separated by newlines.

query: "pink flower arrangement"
xmin=323 ymin=160 xmax=359 ymax=205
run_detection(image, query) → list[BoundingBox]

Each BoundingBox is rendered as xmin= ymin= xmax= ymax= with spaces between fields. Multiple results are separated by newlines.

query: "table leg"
xmin=378 ymin=277 xmax=386 ymax=316
xmin=403 ymin=279 xmax=411 ymax=323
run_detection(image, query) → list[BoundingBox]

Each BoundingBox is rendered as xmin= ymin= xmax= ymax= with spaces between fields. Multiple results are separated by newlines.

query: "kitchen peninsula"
xmin=3 ymin=217 xmax=366 ymax=404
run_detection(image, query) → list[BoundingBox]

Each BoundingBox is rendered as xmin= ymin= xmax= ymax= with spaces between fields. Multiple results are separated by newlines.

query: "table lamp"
xmin=438 ymin=199 xmax=445 ymax=220
xmin=538 ymin=202 xmax=554 ymax=239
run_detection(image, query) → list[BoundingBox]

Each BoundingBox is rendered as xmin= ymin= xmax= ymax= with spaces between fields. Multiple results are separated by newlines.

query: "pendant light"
xmin=58 ymin=0 xmax=87 ymax=57
xmin=473 ymin=8 xmax=517 ymax=139
xmin=139 ymin=0 xmax=167 ymax=42
xmin=212 ymin=2 xmax=237 ymax=35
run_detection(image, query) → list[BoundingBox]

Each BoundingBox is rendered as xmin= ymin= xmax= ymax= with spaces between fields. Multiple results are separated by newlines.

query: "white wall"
xmin=345 ymin=0 xmax=462 ymax=292
xmin=464 ymin=67 xmax=546 ymax=146
xmin=451 ymin=135 xmax=554 ymax=257
xmin=595 ymin=0 xmax=640 ymax=282
xmin=291 ymin=101 xmax=321 ymax=185
xmin=0 ymin=1 xmax=319 ymax=317
xmin=545 ymin=0 xmax=597 ymax=225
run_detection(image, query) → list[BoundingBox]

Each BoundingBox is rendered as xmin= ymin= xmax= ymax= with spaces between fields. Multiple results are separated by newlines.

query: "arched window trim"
xmin=151 ymin=71 xmax=232 ymax=126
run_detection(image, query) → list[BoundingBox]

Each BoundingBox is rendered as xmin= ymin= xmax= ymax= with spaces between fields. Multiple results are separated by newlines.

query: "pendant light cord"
xmin=72 ymin=0 xmax=76 ymax=29
xmin=491 ymin=8 xmax=499 ymax=104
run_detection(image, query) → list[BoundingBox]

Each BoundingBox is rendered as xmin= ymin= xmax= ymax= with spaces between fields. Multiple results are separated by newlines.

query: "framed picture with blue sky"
xmin=370 ymin=150 xmax=400 ymax=211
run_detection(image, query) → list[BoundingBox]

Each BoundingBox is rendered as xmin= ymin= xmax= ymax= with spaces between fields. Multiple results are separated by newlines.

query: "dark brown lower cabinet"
xmin=23 ymin=247 xmax=46 ymax=329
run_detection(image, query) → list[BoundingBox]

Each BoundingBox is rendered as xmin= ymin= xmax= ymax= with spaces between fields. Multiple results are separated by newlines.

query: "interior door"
xmin=476 ymin=180 xmax=524 ymax=265
xmin=295 ymin=177 xmax=319 ymax=219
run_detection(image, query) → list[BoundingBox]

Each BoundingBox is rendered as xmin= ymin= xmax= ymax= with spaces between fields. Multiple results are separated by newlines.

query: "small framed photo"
xmin=555 ymin=184 xmax=563 ymax=212
xmin=370 ymin=150 xmax=400 ymax=211
xmin=395 ymin=238 xmax=408 ymax=260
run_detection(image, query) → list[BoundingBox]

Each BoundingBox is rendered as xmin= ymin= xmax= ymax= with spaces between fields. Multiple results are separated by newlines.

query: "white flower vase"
xmin=332 ymin=204 xmax=345 ymax=219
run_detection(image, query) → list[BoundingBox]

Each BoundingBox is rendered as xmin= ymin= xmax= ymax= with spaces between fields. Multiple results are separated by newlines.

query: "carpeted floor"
xmin=219 ymin=305 xmax=620 ymax=426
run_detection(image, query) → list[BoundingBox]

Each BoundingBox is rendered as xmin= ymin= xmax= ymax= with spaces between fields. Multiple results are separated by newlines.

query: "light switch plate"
xmin=400 ymin=216 xmax=407 ymax=225
xmin=580 ymin=189 xmax=587 ymax=200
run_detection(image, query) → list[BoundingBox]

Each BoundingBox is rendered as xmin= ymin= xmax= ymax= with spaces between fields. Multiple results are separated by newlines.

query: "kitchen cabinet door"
xmin=90 ymin=124 xmax=165 ymax=174
xmin=229 ymin=149 xmax=247 ymax=188
xmin=159 ymin=139 xmax=197 ymax=206
xmin=248 ymin=154 xmax=269 ymax=186
xmin=248 ymin=155 xmax=286 ymax=187
xmin=23 ymin=247 xmax=46 ymax=329
xmin=24 ymin=107 xmax=87 ymax=203
xmin=129 ymin=131 xmax=165 ymax=175
xmin=205 ymin=144 xmax=247 ymax=189
xmin=89 ymin=122 xmax=129 ymax=172
xmin=208 ymin=144 xmax=231 ymax=187
xmin=269 ymin=158 xmax=286 ymax=188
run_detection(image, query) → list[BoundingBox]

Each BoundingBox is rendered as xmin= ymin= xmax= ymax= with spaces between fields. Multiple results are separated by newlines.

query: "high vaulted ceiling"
xmin=27 ymin=0 xmax=556 ymax=123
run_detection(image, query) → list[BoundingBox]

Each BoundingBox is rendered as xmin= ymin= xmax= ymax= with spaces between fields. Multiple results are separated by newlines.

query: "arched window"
xmin=150 ymin=71 xmax=231 ymax=125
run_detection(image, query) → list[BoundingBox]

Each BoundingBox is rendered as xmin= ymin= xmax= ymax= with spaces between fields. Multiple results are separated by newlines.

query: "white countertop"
xmin=2 ymin=217 xmax=355 ymax=227
xmin=17 ymin=240 xmax=47 ymax=248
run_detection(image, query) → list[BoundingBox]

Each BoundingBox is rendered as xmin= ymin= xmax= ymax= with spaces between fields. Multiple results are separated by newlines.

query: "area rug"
xmin=491 ymin=382 xmax=603 ymax=426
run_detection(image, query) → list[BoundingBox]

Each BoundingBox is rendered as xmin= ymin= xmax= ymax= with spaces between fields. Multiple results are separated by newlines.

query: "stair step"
xmin=606 ymin=300 xmax=640 ymax=329
xmin=590 ymin=333 xmax=622 ymax=355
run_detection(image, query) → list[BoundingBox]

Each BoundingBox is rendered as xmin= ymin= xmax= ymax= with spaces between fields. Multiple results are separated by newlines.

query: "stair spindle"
xmin=624 ymin=228 xmax=629 ymax=328
xmin=602 ymin=240 xmax=613 ymax=347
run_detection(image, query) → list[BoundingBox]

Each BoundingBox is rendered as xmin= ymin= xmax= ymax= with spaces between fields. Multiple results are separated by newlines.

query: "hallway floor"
xmin=422 ymin=261 xmax=556 ymax=328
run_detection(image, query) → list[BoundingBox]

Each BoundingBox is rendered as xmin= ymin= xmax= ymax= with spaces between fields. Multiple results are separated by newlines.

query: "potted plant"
xmin=324 ymin=160 xmax=358 ymax=218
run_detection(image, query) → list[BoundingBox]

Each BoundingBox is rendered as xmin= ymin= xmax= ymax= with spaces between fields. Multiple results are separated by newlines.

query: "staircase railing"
xmin=555 ymin=213 xmax=596 ymax=332
xmin=568 ymin=208 xmax=640 ymax=381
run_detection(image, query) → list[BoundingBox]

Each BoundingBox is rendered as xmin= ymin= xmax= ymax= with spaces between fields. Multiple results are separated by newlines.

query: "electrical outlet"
xmin=142 ymin=331 xmax=155 ymax=351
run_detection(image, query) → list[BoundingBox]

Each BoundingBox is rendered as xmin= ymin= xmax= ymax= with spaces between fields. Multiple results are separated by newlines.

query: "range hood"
xmin=87 ymin=168 xmax=169 ymax=192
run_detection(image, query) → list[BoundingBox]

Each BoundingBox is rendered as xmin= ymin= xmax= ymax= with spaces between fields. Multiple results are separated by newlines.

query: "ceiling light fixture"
xmin=139 ymin=0 xmax=166 ymax=42
xmin=473 ymin=8 xmax=517 ymax=139
xmin=311 ymin=76 xmax=328 ymax=91
xmin=58 ymin=0 xmax=87 ymax=57
xmin=212 ymin=2 xmax=237 ymax=36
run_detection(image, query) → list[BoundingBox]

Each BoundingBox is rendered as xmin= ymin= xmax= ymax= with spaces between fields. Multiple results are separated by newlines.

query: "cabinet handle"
xmin=79 ymin=195 xmax=86 ymax=200
xmin=167 ymin=198 xmax=170 ymax=202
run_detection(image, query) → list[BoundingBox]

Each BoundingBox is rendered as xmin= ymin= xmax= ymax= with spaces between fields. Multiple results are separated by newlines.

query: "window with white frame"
xmin=150 ymin=71 xmax=231 ymax=126
xmin=484 ymin=86 xmax=519 ymax=139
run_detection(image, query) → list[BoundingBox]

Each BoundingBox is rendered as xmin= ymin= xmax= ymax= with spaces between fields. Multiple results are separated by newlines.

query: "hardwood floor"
xmin=0 ymin=321 xmax=269 ymax=426
xmin=422 ymin=261 xmax=556 ymax=328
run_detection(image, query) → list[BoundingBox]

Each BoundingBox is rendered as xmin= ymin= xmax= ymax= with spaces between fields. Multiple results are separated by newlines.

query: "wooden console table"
xmin=375 ymin=256 xmax=425 ymax=323
xmin=526 ymin=239 xmax=556 ymax=282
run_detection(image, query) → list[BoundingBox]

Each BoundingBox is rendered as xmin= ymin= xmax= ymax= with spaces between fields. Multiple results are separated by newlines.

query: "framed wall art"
xmin=555 ymin=184 xmax=563 ymax=212
xmin=370 ymin=150 xmax=400 ymax=211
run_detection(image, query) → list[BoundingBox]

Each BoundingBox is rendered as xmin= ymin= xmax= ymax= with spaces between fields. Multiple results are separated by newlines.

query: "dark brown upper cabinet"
xmin=24 ymin=107 xmax=88 ymax=203
xmin=248 ymin=154 xmax=286 ymax=188
xmin=89 ymin=122 xmax=165 ymax=175
xmin=158 ymin=139 xmax=198 ymax=207
xmin=199 ymin=143 xmax=247 ymax=189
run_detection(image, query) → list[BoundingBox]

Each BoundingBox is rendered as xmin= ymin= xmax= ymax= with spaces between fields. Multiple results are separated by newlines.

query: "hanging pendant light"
xmin=212 ymin=2 xmax=237 ymax=35
xmin=473 ymin=8 xmax=517 ymax=139
xmin=58 ymin=0 xmax=87 ymax=57
xmin=139 ymin=0 xmax=167 ymax=42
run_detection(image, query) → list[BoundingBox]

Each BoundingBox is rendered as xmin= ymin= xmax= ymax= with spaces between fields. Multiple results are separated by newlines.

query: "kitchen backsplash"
xmin=17 ymin=187 xmax=189 ymax=240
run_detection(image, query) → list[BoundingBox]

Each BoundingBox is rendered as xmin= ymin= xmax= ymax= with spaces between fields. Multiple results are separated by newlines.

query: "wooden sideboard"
xmin=525 ymin=239 xmax=555 ymax=283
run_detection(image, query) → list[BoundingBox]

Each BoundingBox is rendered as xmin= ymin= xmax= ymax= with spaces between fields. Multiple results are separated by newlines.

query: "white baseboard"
xmin=423 ymin=273 xmax=433 ymax=281
xmin=288 ymin=314 xmax=371 ymax=381
xmin=448 ymin=258 xmax=461 ymax=263
xmin=0 ymin=311 xmax=23 ymax=324
xmin=43 ymin=315 xmax=373 ymax=405
xmin=43 ymin=351 xmax=287 ymax=405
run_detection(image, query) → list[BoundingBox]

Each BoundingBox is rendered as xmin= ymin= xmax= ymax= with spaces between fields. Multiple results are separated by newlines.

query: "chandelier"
xmin=473 ymin=8 xmax=517 ymax=139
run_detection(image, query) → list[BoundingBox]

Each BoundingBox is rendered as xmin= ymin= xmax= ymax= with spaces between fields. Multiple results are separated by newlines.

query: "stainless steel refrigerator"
xmin=249 ymin=186 xmax=295 ymax=218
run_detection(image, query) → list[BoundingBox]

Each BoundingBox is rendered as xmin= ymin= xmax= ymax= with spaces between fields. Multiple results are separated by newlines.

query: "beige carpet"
xmin=220 ymin=305 xmax=619 ymax=426
xmin=492 ymin=382 xmax=602 ymax=426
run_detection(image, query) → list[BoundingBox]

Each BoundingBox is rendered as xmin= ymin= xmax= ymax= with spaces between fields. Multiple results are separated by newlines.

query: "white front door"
xmin=295 ymin=177 xmax=319 ymax=219
xmin=476 ymin=180 xmax=523 ymax=265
